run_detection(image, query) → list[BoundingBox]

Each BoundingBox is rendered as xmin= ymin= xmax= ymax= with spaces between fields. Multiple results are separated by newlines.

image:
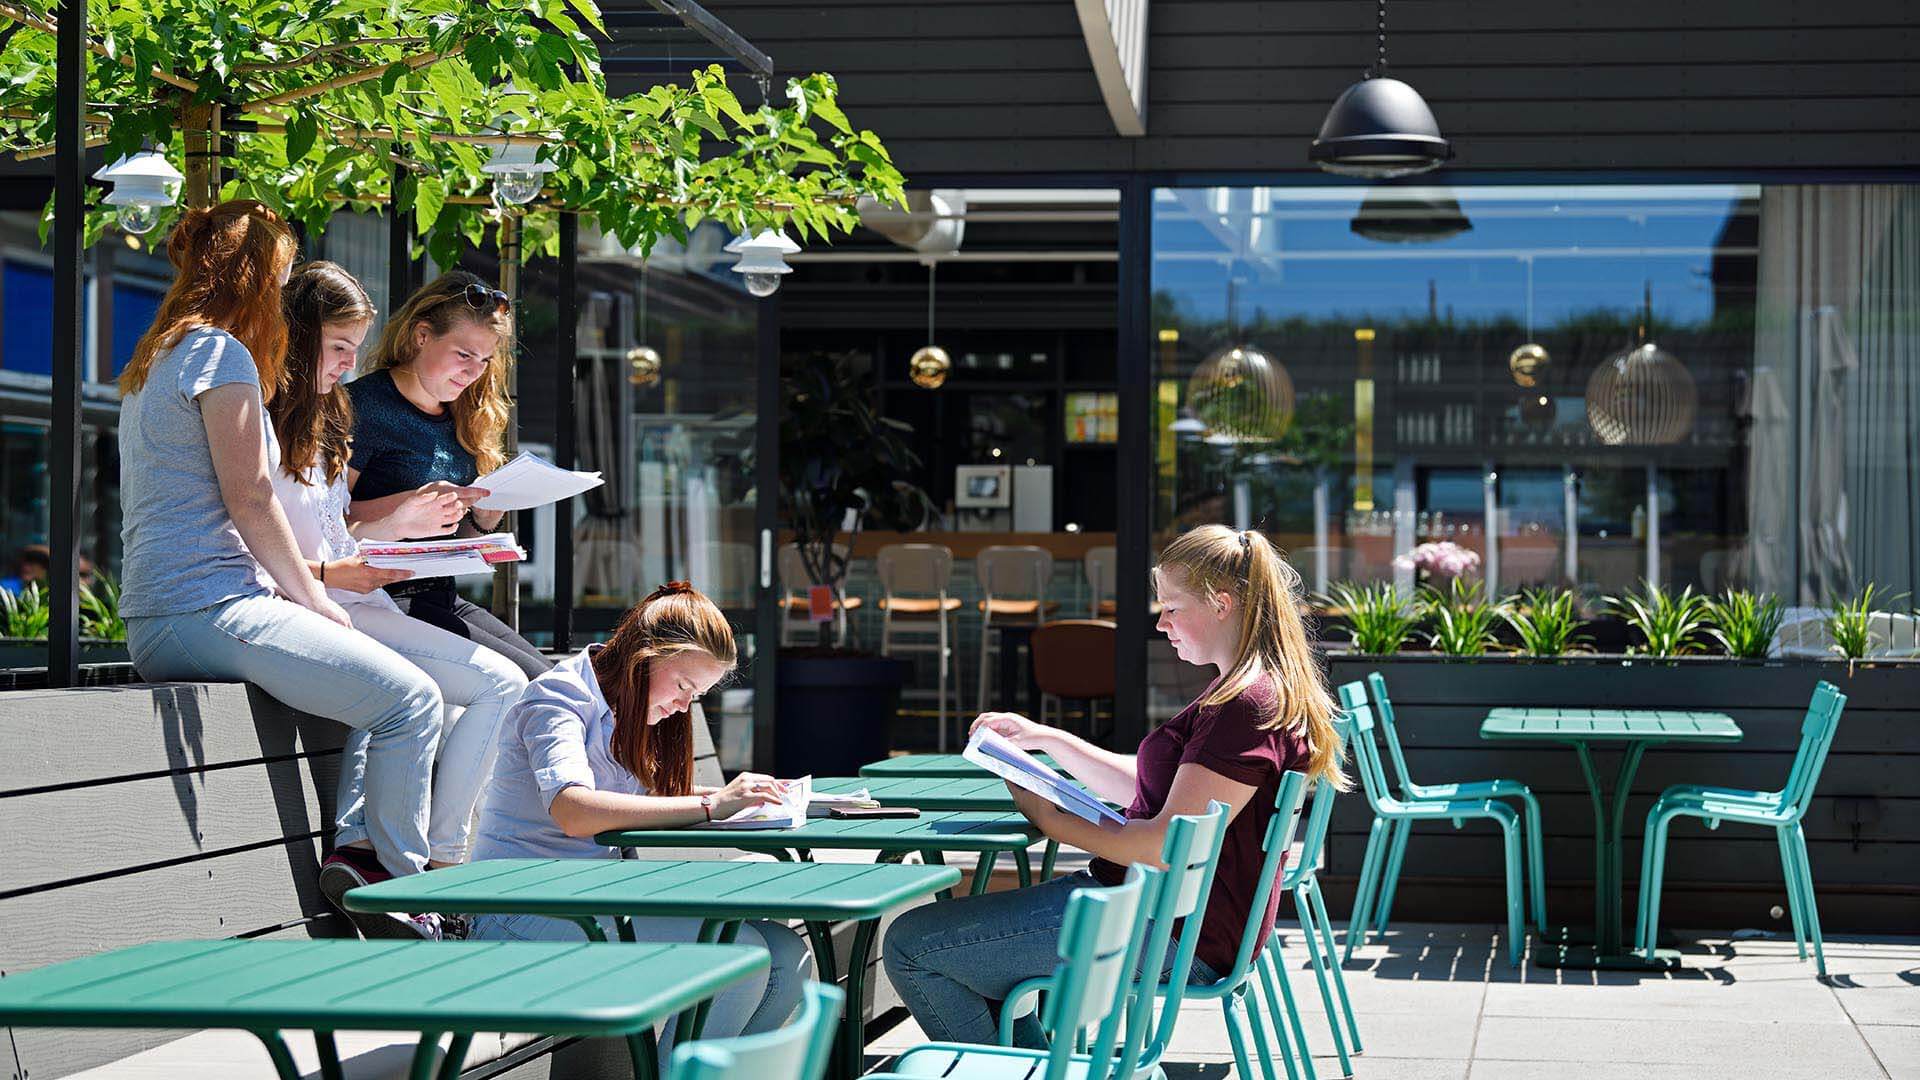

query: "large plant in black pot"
xmin=772 ymin=351 xmax=934 ymax=773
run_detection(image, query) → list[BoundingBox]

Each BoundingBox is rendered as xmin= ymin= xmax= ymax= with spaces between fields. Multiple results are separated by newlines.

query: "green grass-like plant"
xmin=1 ymin=582 xmax=51 ymax=640
xmin=1503 ymin=586 xmax=1590 ymax=657
xmin=1326 ymin=581 xmax=1423 ymax=655
xmin=80 ymin=574 xmax=126 ymax=643
xmin=1704 ymin=589 xmax=1785 ymax=659
xmin=1421 ymin=576 xmax=1510 ymax=657
xmin=1825 ymin=584 xmax=1897 ymax=660
xmin=1607 ymin=580 xmax=1711 ymax=657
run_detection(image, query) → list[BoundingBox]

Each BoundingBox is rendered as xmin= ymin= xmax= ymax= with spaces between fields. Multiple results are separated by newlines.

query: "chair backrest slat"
xmin=669 ymin=982 xmax=844 ymax=1080
xmin=978 ymin=545 xmax=1055 ymax=603
xmin=1220 ymin=771 xmax=1309 ymax=981
xmin=1365 ymin=671 xmax=1421 ymax=796
xmin=1340 ymin=697 xmax=1397 ymax=812
xmin=1287 ymin=713 xmax=1352 ymax=885
xmin=1122 ymin=801 xmax=1229 ymax=1080
xmin=877 ymin=543 xmax=954 ymax=597
xmin=1784 ymin=681 xmax=1847 ymax=818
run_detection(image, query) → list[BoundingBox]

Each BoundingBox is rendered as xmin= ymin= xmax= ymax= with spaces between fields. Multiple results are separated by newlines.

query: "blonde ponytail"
xmin=1156 ymin=525 xmax=1348 ymax=790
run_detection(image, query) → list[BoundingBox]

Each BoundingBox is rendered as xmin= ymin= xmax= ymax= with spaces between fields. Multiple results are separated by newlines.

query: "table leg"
xmin=920 ymin=849 xmax=956 ymax=900
xmin=1534 ymin=741 xmax=1676 ymax=971
xmin=253 ymin=1031 xmax=303 ymax=1080
xmin=627 ymin=1029 xmax=660 ymax=1080
xmin=407 ymin=1032 xmax=443 ymax=1080
xmin=1039 ymin=839 xmax=1060 ymax=881
xmin=806 ymin=921 xmax=840 ymax=986
xmin=676 ymin=920 xmax=742 ymax=1045
xmin=575 ymin=916 xmax=612 ymax=942
xmin=836 ymin=918 xmax=882 ymax=1080
xmin=970 ymin=851 xmax=999 ymax=895
xmin=1014 ymin=846 xmax=1033 ymax=888
xmin=435 ymin=1033 xmax=473 ymax=1080
xmin=997 ymin=626 xmax=1016 ymax=713
xmin=314 ymin=1031 xmax=344 ymax=1080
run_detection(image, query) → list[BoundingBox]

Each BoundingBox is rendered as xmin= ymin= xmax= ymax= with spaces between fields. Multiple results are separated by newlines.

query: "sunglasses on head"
xmin=462 ymin=282 xmax=510 ymax=312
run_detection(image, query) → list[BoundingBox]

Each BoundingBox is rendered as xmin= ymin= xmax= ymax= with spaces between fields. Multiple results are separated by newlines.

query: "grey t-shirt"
xmin=117 ymin=326 xmax=278 ymax=618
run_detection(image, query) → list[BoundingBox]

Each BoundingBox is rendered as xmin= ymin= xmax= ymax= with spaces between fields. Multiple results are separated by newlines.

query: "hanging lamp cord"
xmin=926 ymin=259 xmax=937 ymax=342
xmin=1374 ymin=0 xmax=1389 ymax=76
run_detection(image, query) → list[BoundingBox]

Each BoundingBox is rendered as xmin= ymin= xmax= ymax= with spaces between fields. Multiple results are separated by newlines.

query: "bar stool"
xmin=974 ymin=545 xmax=1056 ymax=713
xmin=1031 ymin=619 xmax=1116 ymax=741
xmin=876 ymin=543 xmax=964 ymax=750
xmin=1084 ymin=545 xmax=1117 ymax=618
xmin=777 ymin=542 xmax=862 ymax=646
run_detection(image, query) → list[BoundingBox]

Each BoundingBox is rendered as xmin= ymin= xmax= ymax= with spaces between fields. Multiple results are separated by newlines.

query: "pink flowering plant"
xmin=1394 ymin=541 xmax=1482 ymax=583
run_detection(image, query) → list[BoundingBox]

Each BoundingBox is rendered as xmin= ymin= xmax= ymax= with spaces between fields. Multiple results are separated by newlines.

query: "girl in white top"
xmin=268 ymin=262 xmax=529 ymax=885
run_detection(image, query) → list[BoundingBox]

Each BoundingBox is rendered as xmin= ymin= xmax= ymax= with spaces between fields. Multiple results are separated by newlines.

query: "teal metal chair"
xmin=878 ymin=802 xmax=1229 ymax=1080
xmin=1341 ymin=695 xmax=1529 ymax=967
xmin=1345 ymin=674 xmax=1548 ymax=939
xmin=1254 ymin=719 xmax=1365 ymax=1080
xmin=668 ymin=982 xmax=845 ymax=1080
xmin=1152 ymin=772 xmax=1312 ymax=1080
xmin=1635 ymin=681 xmax=1847 ymax=976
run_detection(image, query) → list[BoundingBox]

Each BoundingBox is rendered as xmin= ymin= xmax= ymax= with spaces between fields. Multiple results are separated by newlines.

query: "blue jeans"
xmin=127 ymin=593 xmax=442 ymax=877
xmin=470 ymin=910 xmax=809 ymax=1070
xmin=883 ymin=871 xmax=1222 ymax=1048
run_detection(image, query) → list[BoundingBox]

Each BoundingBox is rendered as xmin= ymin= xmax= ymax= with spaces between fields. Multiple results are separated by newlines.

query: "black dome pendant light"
xmin=1310 ymin=0 xmax=1452 ymax=178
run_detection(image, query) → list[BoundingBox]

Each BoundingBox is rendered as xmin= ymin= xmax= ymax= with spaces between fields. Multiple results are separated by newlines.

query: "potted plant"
xmin=1 ymin=578 xmax=133 ymax=669
xmin=771 ymin=350 xmax=935 ymax=774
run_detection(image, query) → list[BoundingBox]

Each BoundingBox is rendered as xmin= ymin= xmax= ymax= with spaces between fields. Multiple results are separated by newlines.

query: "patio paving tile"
xmin=1860 ymin=1025 xmax=1920 ymax=1079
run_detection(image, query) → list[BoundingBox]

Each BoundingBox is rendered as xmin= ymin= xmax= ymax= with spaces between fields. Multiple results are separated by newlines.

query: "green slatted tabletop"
xmin=856 ymin=753 xmax=1060 ymax=779
xmin=347 ymin=859 xmax=958 ymax=1080
xmin=0 ymin=938 xmax=765 ymax=1080
xmin=1481 ymin=707 xmax=1742 ymax=970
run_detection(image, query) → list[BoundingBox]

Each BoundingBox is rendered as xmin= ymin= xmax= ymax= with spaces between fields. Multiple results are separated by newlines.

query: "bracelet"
xmin=701 ymin=795 xmax=713 ymax=822
xmin=319 ymin=561 xmax=327 ymax=584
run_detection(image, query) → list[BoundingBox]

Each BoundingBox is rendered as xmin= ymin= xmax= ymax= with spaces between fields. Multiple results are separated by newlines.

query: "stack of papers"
xmin=964 ymin=728 xmax=1126 ymax=825
xmin=472 ymin=451 xmax=605 ymax=512
xmin=360 ymin=534 xmax=526 ymax=577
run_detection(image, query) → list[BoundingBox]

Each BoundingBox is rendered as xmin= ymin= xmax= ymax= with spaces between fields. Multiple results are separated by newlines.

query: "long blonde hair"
xmin=119 ymin=200 xmax=297 ymax=403
xmin=1156 ymin=525 xmax=1347 ymax=789
xmin=359 ymin=270 xmax=514 ymax=474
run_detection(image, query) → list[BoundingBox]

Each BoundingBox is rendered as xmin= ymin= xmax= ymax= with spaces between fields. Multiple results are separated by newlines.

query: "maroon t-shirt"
xmin=1090 ymin=676 xmax=1307 ymax=976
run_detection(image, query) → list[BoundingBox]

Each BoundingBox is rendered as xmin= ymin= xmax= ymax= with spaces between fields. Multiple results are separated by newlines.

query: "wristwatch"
xmin=700 ymin=794 xmax=714 ymax=822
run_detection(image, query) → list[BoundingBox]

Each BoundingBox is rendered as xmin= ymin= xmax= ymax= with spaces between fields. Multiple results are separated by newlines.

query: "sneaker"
xmin=440 ymin=913 xmax=472 ymax=941
xmin=319 ymin=848 xmax=434 ymax=940
xmin=406 ymin=912 xmax=446 ymax=941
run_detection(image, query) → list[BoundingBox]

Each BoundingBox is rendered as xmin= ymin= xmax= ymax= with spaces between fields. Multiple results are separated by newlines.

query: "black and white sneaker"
xmin=318 ymin=848 xmax=439 ymax=940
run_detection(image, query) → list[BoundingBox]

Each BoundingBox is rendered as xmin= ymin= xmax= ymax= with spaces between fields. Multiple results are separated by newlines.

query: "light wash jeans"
xmin=883 ymin=870 xmax=1222 ymax=1048
xmin=470 ymin=909 xmax=810 ymax=1070
xmin=335 ymin=604 xmax=528 ymax=864
xmin=126 ymin=593 xmax=442 ymax=877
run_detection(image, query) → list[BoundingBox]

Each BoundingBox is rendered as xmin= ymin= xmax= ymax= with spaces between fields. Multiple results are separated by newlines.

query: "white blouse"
xmin=268 ymin=459 xmax=401 ymax=612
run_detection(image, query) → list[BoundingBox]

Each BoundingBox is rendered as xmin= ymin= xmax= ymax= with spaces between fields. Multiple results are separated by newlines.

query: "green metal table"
xmin=0 ymin=938 xmax=765 ymax=1080
xmin=345 ymin=858 xmax=958 ymax=1079
xmin=818 ymin=774 xmax=1097 ymax=880
xmin=1481 ymin=707 xmax=1743 ymax=970
xmin=856 ymin=752 xmax=1060 ymax=779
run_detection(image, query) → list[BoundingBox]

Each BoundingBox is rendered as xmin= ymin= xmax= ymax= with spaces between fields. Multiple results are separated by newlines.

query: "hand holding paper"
xmin=963 ymin=728 xmax=1125 ymax=826
xmin=471 ymin=451 xmax=605 ymax=511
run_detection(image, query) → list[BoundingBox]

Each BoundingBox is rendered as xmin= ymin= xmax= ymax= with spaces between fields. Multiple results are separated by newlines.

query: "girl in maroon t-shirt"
xmin=884 ymin=524 xmax=1348 ymax=1048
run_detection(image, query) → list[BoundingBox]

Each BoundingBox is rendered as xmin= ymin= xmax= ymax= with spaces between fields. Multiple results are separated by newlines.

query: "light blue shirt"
xmin=471 ymin=645 xmax=647 ymax=862
xmin=117 ymin=326 xmax=278 ymax=618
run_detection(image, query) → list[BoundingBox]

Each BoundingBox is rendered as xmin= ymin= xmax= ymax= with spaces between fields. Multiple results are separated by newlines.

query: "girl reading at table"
xmin=470 ymin=582 xmax=809 ymax=1055
xmin=269 ymin=262 xmax=529 ymax=909
xmin=884 ymin=524 xmax=1347 ymax=1047
xmin=115 ymin=201 xmax=443 ymax=908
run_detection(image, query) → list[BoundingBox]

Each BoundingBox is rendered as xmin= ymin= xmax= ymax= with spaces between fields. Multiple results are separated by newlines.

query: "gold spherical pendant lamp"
xmin=1509 ymin=342 xmax=1550 ymax=388
xmin=626 ymin=345 xmax=661 ymax=387
xmin=909 ymin=345 xmax=951 ymax=389
xmin=1190 ymin=344 xmax=1296 ymax=443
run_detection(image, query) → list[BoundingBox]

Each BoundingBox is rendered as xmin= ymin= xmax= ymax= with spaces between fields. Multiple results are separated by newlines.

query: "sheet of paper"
xmin=704 ymin=776 xmax=813 ymax=830
xmin=472 ymin=451 xmax=605 ymax=512
xmin=359 ymin=533 xmax=526 ymax=577
xmin=964 ymin=728 xmax=1126 ymax=826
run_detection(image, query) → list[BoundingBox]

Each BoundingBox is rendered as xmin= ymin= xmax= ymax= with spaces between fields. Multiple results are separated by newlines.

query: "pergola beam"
xmin=1073 ymin=0 xmax=1147 ymax=137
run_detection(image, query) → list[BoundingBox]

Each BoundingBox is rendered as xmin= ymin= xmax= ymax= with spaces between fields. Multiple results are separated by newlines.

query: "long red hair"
xmin=592 ymin=582 xmax=738 ymax=796
xmin=119 ymin=199 xmax=298 ymax=403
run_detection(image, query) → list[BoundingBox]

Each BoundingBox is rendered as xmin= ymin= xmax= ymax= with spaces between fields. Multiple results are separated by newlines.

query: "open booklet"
xmin=699 ymin=776 xmax=885 ymax=830
xmin=359 ymin=534 xmax=526 ymax=577
xmin=472 ymin=451 xmax=605 ymax=512
xmin=964 ymin=728 xmax=1126 ymax=826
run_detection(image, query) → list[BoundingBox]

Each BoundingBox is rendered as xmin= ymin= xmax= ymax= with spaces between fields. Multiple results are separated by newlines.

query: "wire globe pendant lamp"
xmin=909 ymin=259 xmax=951 ymax=389
xmin=1191 ymin=277 xmax=1294 ymax=444
xmin=1310 ymin=0 xmax=1453 ymax=178
xmin=1584 ymin=283 xmax=1697 ymax=446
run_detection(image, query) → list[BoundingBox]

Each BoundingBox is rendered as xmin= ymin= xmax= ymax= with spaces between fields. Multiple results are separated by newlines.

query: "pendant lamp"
xmin=1584 ymin=283 xmax=1697 ymax=446
xmin=1310 ymin=0 xmax=1452 ymax=178
xmin=909 ymin=259 xmax=951 ymax=389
